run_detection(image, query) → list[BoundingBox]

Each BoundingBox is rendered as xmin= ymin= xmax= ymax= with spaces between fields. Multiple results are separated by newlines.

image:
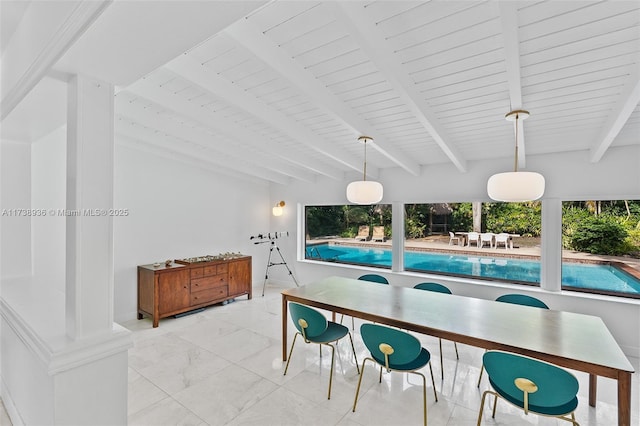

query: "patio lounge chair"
xmin=372 ymin=226 xmax=386 ymax=242
xmin=448 ymin=232 xmax=461 ymax=246
xmin=355 ymin=225 xmax=370 ymax=241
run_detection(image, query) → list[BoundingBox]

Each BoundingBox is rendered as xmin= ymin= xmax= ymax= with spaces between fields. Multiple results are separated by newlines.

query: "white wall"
xmin=113 ymin=143 xmax=273 ymax=322
xmin=31 ymin=127 xmax=66 ymax=292
xmin=0 ymin=140 xmax=32 ymax=278
xmin=268 ymin=145 xmax=640 ymax=358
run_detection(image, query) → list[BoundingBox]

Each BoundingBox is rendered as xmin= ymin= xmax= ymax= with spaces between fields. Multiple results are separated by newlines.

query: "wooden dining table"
xmin=281 ymin=276 xmax=635 ymax=426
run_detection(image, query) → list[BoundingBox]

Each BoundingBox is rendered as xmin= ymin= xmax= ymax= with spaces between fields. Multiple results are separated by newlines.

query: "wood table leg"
xmin=282 ymin=294 xmax=288 ymax=361
xmin=618 ymin=371 xmax=632 ymax=426
xmin=589 ymin=374 xmax=597 ymax=407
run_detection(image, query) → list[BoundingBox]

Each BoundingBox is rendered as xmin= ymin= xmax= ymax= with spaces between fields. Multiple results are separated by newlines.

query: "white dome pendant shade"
xmin=347 ymin=180 xmax=383 ymax=205
xmin=487 ymin=171 xmax=545 ymax=202
xmin=487 ymin=110 xmax=545 ymax=202
xmin=346 ymin=136 xmax=383 ymax=205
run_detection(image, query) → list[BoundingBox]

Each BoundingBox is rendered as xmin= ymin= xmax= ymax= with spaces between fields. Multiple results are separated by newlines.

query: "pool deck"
xmin=307 ymin=237 xmax=640 ymax=280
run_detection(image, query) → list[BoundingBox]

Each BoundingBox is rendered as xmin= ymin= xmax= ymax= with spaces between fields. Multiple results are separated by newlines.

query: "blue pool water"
xmin=306 ymin=243 xmax=640 ymax=296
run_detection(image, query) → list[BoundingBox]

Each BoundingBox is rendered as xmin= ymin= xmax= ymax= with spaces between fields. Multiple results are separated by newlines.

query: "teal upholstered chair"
xmin=495 ymin=293 xmax=550 ymax=309
xmin=353 ymin=324 xmax=437 ymax=426
xmin=477 ymin=351 xmax=579 ymax=425
xmin=358 ymin=274 xmax=389 ymax=284
xmin=477 ymin=294 xmax=549 ymax=387
xmin=341 ymin=274 xmax=389 ymax=329
xmin=284 ymin=302 xmax=359 ymax=399
xmin=413 ymin=282 xmax=460 ymax=379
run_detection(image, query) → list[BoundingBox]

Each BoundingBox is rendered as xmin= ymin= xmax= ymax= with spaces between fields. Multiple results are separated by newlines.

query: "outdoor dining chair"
xmin=479 ymin=233 xmax=494 ymax=248
xmin=477 ymin=350 xmax=579 ymax=425
xmin=477 ymin=294 xmax=549 ymax=387
xmin=413 ymin=282 xmax=460 ymax=379
xmin=467 ymin=231 xmax=480 ymax=247
xmin=494 ymin=233 xmax=510 ymax=249
xmin=284 ymin=302 xmax=359 ymax=399
xmin=353 ymin=324 xmax=438 ymax=426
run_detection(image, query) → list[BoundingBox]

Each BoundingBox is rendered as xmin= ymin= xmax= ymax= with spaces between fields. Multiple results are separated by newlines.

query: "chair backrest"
xmin=468 ymin=231 xmax=479 ymax=240
xmin=358 ymin=274 xmax=389 ymax=284
xmin=289 ymin=302 xmax=328 ymax=338
xmin=449 ymin=231 xmax=455 ymax=238
xmin=495 ymin=233 xmax=509 ymax=242
xmin=361 ymin=323 xmax=421 ymax=365
xmin=483 ymin=351 xmax=579 ymax=412
xmin=480 ymin=233 xmax=493 ymax=241
xmin=496 ymin=294 xmax=549 ymax=309
xmin=372 ymin=226 xmax=384 ymax=236
xmin=413 ymin=282 xmax=452 ymax=294
xmin=357 ymin=225 xmax=369 ymax=236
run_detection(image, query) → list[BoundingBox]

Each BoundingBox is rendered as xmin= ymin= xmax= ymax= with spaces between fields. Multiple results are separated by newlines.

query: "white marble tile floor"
xmin=121 ymin=284 xmax=638 ymax=426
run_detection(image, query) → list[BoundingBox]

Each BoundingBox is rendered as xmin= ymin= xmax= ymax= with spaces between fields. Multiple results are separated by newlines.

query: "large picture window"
xmin=403 ymin=202 xmax=542 ymax=285
xmin=561 ymin=200 xmax=640 ymax=298
xmin=302 ymin=200 xmax=640 ymax=299
xmin=305 ymin=204 xmax=391 ymax=269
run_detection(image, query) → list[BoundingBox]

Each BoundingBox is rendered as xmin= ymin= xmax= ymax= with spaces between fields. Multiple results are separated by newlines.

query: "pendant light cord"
xmin=514 ymin=113 xmax=519 ymax=173
xmin=363 ymin=139 xmax=368 ymax=181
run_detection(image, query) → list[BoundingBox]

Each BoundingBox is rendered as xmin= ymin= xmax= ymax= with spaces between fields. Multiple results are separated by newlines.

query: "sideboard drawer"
xmin=191 ymin=286 xmax=228 ymax=305
xmin=190 ymin=267 xmax=204 ymax=279
xmin=191 ymin=274 xmax=227 ymax=291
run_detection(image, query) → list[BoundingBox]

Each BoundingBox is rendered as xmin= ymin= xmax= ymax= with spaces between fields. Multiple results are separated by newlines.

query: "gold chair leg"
xmin=339 ymin=314 xmax=355 ymax=330
xmin=477 ymin=389 xmax=492 ymax=426
xmin=439 ymin=338 xmax=444 ymax=379
xmin=477 ymin=365 xmax=484 ymax=387
xmin=326 ymin=343 xmax=336 ymax=400
xmin=413 ymin=371 xmax=428 ymax=426
xmin=428 ymin=361 xmax=438 ymax=402
xmin=353 ymin=358 xmax=371 ymax=412
xmin=347 ymin=332 xmax=360 ymax=374
xmin=325 ymin=343 xmax=336 ymax=399
xmin=491 ymin=392 xmax=498 ymax=418
xmin=283 ymin=332 xmax=300 ymax=375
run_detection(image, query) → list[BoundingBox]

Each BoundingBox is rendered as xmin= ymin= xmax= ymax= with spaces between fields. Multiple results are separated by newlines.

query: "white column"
xmin=540 ymin=198 xmax=562 ymax=292
xmin=66 ymin=74 xmax=114 ymax=339
xmin=391 ymin=202 xmax=404 ymax=272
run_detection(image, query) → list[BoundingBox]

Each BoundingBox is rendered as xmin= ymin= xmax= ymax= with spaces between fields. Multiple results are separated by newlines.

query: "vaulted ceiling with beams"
xmin=3 ymin=1 xmax=640 ymax=185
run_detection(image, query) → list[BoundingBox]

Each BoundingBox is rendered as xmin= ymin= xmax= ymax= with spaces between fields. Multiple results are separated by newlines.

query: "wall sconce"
xmin=272 ymin=201 xmax=285 ymax=216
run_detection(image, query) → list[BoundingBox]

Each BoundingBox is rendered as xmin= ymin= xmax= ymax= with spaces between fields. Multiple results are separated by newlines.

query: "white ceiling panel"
xmin=4 ymin=1 xmax=638 ymax=182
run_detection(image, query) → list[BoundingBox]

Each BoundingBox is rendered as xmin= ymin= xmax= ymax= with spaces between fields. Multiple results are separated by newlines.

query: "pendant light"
xmin=346 ymin=136 xmax=383 ymax=205
xmin=487 ymin=110 xmax=545 ymax=202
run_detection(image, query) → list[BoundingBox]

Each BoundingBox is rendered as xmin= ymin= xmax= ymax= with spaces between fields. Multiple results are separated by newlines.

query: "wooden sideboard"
xmin=137 ymin=255 xmax=252 ymax=327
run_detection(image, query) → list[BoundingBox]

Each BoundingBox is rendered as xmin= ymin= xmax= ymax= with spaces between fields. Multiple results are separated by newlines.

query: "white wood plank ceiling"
xmin=6 ymin=1 xmax=640 ymax=185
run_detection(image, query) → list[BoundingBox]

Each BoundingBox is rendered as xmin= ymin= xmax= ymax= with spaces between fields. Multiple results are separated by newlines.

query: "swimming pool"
xmin=306 ymin=243 xmax=640 ymax=296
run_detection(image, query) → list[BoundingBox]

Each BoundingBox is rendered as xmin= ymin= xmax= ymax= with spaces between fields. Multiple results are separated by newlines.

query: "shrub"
xmin=567 ymin=216 xmax=628 ymax=255
xmin=485 ymin=202 xmax=541 ymax=236
xmin=405 ymin=218 xmax=427 ymax=238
